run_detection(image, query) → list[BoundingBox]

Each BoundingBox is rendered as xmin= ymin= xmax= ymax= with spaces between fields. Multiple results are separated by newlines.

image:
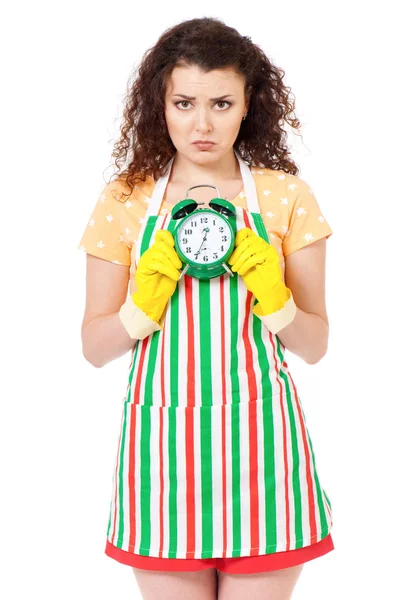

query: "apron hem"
xmin=107 ymin=524 xmax=333 ymax=559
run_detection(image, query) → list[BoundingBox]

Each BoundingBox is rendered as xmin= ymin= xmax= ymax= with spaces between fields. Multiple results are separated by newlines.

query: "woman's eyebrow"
xmin=172 ymin=94 xmax=235 ymax=101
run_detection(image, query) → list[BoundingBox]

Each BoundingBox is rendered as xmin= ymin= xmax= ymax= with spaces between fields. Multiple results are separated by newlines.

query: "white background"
xmin=1 ymin=1 xmax=410 ymax=598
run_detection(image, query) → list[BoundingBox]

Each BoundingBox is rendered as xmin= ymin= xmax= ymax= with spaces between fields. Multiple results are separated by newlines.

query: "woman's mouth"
xmin=192 ymin=142 xmax=216 ymax=150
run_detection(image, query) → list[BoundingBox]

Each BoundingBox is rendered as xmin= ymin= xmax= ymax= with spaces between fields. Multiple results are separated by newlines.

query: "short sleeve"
xmin=77 ymin=180 xmax=131 ymax=266
xmin=282 ymin=177 xmax=333 ymax=257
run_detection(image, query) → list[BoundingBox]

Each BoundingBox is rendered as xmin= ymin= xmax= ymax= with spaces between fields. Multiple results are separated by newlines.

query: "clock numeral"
xmin=184 ymin=228 xmax=192 ymax=235
xmin=221 ymin=235 xmax=228 ymax=242
xmin=203 ymin=256 xmax=209 ymax=262
xmin=220 ymin=245 xmax=225 ymax=252
xmin=200 ymin=217 xmax=208 ymax=223
xmin=182 ymin=237 xmax=188 ymax=244
xmin=190 ymin=221 xmax=197 ymax=227
xmin=219 ymin=226 xmax=224 ymax=232
xmin=213 ymin=253 xmax=218 ymax=259
xmin=213 ymin=219 xmax=216 ymax=225
xmin=186 ymin=247 xmax=191 ymax=253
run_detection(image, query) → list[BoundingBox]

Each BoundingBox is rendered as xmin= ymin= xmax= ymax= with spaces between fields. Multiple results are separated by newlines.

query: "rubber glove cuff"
xmin=253 ymin=281 xmax=297 ymax=335
xmin=119 ymin=296 xmax=163 ymax=340
xmin=131 ymin=290 xmax=166 ymax=325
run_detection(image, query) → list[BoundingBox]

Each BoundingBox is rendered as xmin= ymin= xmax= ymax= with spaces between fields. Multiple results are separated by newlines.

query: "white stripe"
xmin=192 ymin=278 xmax=202 ymax=407
xmin=256 ymin=397 xmax=267 ymax=553
xmin=238 ymin=401 xmax=251 ymax=554
xmin=301 ymin=413 xmax=329 ymax=544
xmin=259 ymin=329 xmax=283 ymax=397
xmin=293 ymin=389 xmax=311 ymax=546
xmin=233 ymin=208 xmax=251 ymax=405
xmin=149 ymin=405 xmax=161 ymax=555
xmin=134 ymin=404 xmax=142 ymax=552
xmin=176 ymin=276 xmax=188 ymax=407
xmin=273 ymin=392 xmax=287 ymax=550
xmin=224 ymin=404 xmax=233 ymax=555
xmin=175 ymin=405 xmax=187 ymax=557
xmin=120 ymin=403 xmax=131 ymax=550
xmin=211 ymin=404 xmax=224 ymax=554
xmin=222 ymin=272 xmax=233 ymax=403
xmin=209 ymin=276 xmax=223 ymax=405
xmin=284 ymin=392 xmax=297 ymax=549
xmin=107 ymin=408 xmax=125 ymax=542
xmin=161 ymin=408 xmax=170 ymax=554
xmin=193 ymin=404 xmax=202 ymax=557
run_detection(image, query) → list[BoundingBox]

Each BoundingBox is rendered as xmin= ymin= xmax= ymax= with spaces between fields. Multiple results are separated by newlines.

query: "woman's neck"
xmin=168 ymin=150 xmax=241 ymax=184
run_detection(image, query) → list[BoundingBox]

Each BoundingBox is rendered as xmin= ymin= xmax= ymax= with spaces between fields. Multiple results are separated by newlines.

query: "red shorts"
xmin=105 ymin=534 xmax=334 ymax=574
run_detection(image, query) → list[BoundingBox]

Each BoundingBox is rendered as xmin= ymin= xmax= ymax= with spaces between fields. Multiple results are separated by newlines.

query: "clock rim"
xmin=173 ymin=207 xmax=235 ymax=269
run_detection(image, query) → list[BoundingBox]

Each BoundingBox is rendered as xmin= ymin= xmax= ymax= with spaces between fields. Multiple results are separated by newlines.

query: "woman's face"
xmin=164 ymin=64 xmax=249 ymax=164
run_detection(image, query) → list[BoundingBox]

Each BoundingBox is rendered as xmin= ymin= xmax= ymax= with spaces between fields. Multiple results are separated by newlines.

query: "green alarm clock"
xmin=170 ymin=184 xmax=237 ymax=280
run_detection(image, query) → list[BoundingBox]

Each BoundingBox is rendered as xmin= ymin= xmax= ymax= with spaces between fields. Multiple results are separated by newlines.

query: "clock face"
xmin=176 ymin=211 xmax=233 ymax=265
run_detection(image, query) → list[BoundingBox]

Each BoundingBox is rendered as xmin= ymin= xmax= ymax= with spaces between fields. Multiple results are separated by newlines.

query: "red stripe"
xmin=289 ymin=374 xmax=319 ymax=541
xmin=268 ymin=332 xmax=292 ymax=551
xmin=242 ymin=209 xmax=260 ymax=555
xmin=219 ymin=275 xmax=228 ymax=558
xmin=128 ymin=405 xmax=137 ymax=551
xmin=184 ymin=276 xmax=196 ymax=557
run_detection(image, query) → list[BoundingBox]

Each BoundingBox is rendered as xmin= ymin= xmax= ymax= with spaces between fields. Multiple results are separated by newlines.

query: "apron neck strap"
xmin=147 ymin=149 xmax=260 ymax=217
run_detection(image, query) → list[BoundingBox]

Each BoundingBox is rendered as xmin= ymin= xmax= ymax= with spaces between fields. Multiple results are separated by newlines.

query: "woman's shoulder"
xmin=104 ymin=173 xmax=156 ymax=204
xmin=252 ymin=167 xmax=312 ymax=195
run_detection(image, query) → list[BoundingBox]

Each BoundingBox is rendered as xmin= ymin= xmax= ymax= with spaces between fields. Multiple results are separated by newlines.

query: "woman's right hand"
xmin=131 ymin=230 xmax=182 ymax=323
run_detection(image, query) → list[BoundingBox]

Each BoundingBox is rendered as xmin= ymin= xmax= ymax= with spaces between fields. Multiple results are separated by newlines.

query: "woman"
xmin=79 ymin=16 xmax=334 ymax=600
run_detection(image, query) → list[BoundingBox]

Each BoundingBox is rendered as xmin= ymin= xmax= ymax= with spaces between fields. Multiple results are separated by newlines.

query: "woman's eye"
xmin=216 ymin=101 xmax=231 ymax=109
xmin=175 ymin=101 xmax=191 ymax=109
xmin=175 ymin=101 xmax=231 ymax=110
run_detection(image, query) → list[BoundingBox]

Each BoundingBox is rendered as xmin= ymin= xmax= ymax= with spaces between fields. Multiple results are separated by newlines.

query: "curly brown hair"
xmin=109 ymin=16 xmax=303 ymax=198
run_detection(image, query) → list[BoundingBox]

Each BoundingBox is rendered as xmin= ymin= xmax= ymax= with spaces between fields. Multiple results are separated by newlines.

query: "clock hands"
xmin=194 ymin=227 xmax=210 ymax=259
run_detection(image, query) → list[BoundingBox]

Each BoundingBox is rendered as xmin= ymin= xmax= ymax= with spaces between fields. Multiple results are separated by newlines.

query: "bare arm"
xmin=81 ymin=254 xmax=136 ymax=368
xmin=276 ymin=238 xmax=329 ymax=364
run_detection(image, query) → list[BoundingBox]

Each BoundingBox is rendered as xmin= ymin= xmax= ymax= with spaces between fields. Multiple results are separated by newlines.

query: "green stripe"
xmin=229 ymin=274 xmax=241 ymax=403
xmin=229 ymin=273 xmax=242 ymax=556
xmin=139 ymin=405 xmax=151 ymax=555
xmin=198 ymin=279 xmax=213 ymax=555
xmin=167 ymin=408 xmax=178 ymax=557
xmin=137 ymin=216 xmax=159 ymax=554
xmin=166 ymin=216 xmax=179 ymax=556
xmin=199 ymin=280 xmax=213 ymax=404
xmin=106 ymin=500 xmax=112 ymax=537
xmin=251 ymin=314 xmax=278 ymax=552
xmin=116 ymin=404 xmax=129 ymax=544
xmin=125 ymin=217 xmax=159 ymax=403
xmin=126 ymin=347 xmax=138 ymax=403
xmin=252 ymin=212 xmax=270 ymax=243
xmin=250 ymin=211 xmax=279 ymax=551
xmin=144 ymin=335 xmax=161 ymax=406
xmin=323 ymin=489 xmax=332 ymax=512
xmin=306 ymin=426 xmax=330 ymax=535
xmin=276 ymin=337 xmax=304 ymax=547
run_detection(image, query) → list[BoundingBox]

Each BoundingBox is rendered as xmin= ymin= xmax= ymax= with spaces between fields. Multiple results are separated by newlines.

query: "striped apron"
xmin=106 ymin=150 xmax=333 ymax=559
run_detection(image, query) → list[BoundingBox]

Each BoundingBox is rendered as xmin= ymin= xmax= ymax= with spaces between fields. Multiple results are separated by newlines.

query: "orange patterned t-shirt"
xmin=78 ymin=167 xmax=333 ymax=295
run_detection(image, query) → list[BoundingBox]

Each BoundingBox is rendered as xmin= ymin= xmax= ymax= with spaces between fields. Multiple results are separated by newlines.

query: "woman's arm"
xmin=81 ymin=254 xmax=136 ymax=368
xmin=276 ymin=238 xmax=329 ymax=364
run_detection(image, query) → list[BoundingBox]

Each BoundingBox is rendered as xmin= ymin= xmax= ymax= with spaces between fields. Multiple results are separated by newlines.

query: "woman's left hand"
xmin=227 ymin=227 xmax=291 ymax=316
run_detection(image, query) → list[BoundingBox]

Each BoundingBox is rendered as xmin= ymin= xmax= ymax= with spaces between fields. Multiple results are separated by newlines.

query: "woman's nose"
xmin=194 ymin=110 xmax=212 ymax=130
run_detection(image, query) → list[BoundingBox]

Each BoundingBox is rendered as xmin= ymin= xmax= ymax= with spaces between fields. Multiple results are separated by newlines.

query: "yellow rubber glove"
xmin=228 ymin=227 xmax=297 ymax=333
xmin=131 ymin=230 xmax=182 ymax=324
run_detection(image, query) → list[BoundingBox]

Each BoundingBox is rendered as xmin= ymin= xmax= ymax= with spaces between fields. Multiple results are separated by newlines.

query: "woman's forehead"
xmin=166 ymin=65 xmax=245 ymax=94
